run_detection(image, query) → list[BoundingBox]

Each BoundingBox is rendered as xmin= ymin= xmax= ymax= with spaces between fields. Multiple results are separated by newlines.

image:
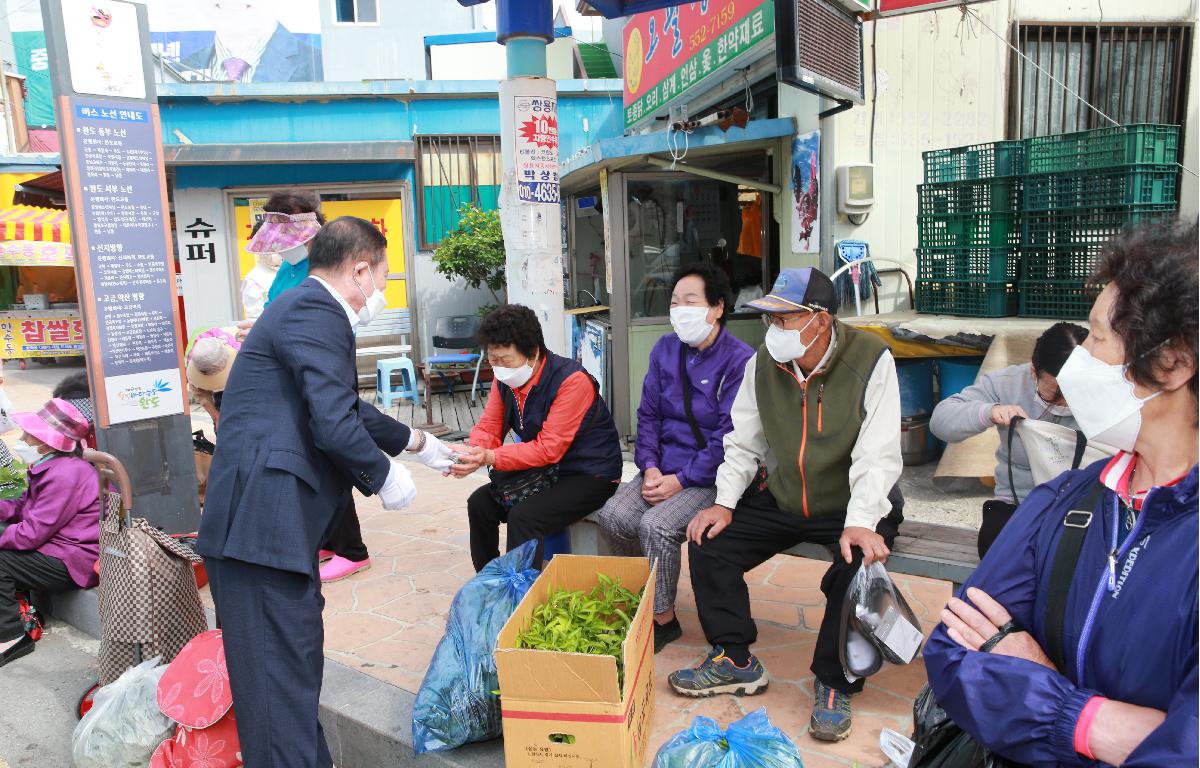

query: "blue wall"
xmin=160 ymin=94 xmax=622 ymax=161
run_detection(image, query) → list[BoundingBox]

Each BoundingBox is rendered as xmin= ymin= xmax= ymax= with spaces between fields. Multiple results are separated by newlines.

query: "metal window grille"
xmin=1010 ymin=23 xmax=1193 ymax=138
xmin=414 ymin=135 xmax=503 ymax=249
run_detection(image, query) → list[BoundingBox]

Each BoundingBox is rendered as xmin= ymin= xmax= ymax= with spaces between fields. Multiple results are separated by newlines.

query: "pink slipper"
xmin=320 ymin=556 xmax=370 ymax=583
xmin=318 ymin=549 xmax=335 ymax=563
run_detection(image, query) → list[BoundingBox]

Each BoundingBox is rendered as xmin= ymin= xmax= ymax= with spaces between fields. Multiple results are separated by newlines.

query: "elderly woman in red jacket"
xmin=0 ymin=398 xmax=98 ymax=668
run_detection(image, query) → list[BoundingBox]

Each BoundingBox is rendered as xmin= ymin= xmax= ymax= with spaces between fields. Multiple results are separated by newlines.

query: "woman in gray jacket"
xmin=930 ymin=322 xmax=1087 ymax=556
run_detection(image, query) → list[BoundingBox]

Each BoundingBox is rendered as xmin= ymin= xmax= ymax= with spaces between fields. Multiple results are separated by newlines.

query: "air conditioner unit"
xmin=776 ymin=0 xmax=866 ymax=104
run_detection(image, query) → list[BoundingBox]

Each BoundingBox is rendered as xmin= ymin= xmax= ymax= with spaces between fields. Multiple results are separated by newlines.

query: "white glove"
xmin=411 ymin=431 xmax=455 ymax=473
xmin=379 ymin=459 xmax=416 ymax=510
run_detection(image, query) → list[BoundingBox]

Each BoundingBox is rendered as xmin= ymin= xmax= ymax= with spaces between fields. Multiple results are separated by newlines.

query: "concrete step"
xmin=45 ymin=587 xmax=504 ymax=767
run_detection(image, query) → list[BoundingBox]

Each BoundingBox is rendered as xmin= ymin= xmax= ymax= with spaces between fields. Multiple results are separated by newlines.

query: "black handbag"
xmin=488 ymin=465 xmax=560 ymax=510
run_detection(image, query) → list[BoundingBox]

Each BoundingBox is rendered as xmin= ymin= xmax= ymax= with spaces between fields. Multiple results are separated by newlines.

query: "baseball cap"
xmin=747 ymin=267 xmax=839 ymax=314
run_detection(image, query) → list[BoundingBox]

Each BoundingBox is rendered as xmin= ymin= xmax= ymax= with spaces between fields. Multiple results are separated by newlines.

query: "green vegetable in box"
xmin=517 ymin=573 xmax=642 ymax=683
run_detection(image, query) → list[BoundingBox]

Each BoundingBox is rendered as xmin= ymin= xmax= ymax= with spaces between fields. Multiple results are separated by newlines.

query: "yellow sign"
xmin=0 ymin=314 xmax=85 ymax=358
xmin=234 ymin=197 xmax=408 ymax=309
xmin=0 ymin=241 xmax=74 ymax=267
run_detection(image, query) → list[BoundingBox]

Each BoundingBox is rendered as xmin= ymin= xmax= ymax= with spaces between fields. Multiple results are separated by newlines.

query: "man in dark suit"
xmin=197 ymin=217 xmax=452 ymax=767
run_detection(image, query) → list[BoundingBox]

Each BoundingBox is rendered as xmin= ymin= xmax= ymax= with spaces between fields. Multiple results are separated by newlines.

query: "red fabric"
xmin=469 ymin=361 xmax=596 ymax=472
xmin=150 ymin=710 xmax=241 ymax=768
xmin=1100 ymin=452 xmax=1187 ymax=511
xmin=158 ymin=630 xmax=233 ymax=729
xmin=1073 ymin=695 xmax=1105 ymax=759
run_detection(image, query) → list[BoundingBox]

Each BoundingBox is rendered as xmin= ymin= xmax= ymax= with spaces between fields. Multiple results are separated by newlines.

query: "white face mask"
xmin=12 ymin=439 xmax=42 ymax=465
xmin=764 ymin=316 xmax=818 ymax=364
xmin=493 ymin=361 xmax=535 ymax=388
xmin=1055 ymin=345 xmax=1161 ymax=452
xmin=353 ymin=268 xmax=388 ymax=327
xmin=279 ymin=244 xmax=308 ymax=266
xmin=670 ymin=306 xmax=714 ymax=346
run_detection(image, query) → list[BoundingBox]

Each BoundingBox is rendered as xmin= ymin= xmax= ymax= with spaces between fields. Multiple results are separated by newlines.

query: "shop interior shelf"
xmin=916 ymin=279 xmax=1018 ymax=318
xmin=1025 ymin=124 xmax=1180 ymax=174
xmin=923 ymin=141 xmax=1026 ymax=183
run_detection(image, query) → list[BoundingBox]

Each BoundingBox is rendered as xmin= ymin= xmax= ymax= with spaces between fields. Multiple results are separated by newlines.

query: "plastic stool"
xmin=376 ymin=356 xmax=421 ymax=408
xmin=542 ymin=529 xmax=571 ymax=562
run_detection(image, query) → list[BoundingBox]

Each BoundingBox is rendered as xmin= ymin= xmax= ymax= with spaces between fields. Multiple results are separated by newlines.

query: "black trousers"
xmin=207 ymin=556 xmax=331 ymax=768
xmin=689 ymin=485 xmax=904 ymax=695
xmin=0 ymin=549 xmax=75 ymax=641
xmin=468 ymin=473 xmax=619 ymax=572
xmin=321 ymin=496 xmax=368 ymax=561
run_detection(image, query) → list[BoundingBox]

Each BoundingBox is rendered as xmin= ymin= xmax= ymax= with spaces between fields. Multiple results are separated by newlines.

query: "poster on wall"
xmin=60 ymin=0 xmax=145 ymax=99
xmin=514 ymin=95 xmax=560 ymax=206
xmin=11 ymin=0 xmax=324 ymax=128
xmin=790 ymin=130 xmax=821 ymax=254
xmin=581 ymin=320 xmax=607 ymax=402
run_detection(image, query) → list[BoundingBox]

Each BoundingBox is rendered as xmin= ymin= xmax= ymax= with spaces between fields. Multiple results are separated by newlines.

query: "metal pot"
xmin=901 ymin=416 xmax=936 ymax=466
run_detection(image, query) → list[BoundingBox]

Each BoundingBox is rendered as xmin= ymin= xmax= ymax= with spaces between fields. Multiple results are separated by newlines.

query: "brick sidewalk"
xmin=216 ymin=464 xmax=950 ymax=767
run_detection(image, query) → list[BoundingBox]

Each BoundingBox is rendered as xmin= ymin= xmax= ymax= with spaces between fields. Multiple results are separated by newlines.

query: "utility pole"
xmin=494 ymin=0 xmax=566 ymax=353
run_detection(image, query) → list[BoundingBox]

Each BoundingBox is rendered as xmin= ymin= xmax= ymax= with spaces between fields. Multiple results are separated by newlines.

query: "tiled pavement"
xmin=204 ymin=462 xmax=953 ymax=767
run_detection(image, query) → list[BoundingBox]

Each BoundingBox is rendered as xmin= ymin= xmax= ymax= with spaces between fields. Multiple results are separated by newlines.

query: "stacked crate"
xmin=1019 ymin=124 xmax=1180 ymax=319
xmin=916 ymin=141 xmax=1026 ymax=317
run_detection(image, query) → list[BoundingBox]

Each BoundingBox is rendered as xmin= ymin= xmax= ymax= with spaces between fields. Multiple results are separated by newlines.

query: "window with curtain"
xmin=1011 ymin=23 xmax=1192 ymax=138
xmin=415 ymin=135 xmax=502 ymax=249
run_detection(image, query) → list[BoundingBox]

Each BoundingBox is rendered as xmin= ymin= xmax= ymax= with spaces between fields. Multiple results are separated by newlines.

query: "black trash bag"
xmin=411 ymin=540 xmax=539 ymax=754
xmin=909 ymin=684 xmax=1025 ymax=768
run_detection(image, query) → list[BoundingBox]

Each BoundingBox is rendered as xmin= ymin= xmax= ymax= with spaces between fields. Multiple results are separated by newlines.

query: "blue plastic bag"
xmin=653 ymin=708 xmax=805 ymax=768
xmin=411 ymin=540 xmax=540 ymax=754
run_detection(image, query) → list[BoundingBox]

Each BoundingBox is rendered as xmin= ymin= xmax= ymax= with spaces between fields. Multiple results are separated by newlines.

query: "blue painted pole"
xmin=506 ymin=36 xmax=548 ymax=78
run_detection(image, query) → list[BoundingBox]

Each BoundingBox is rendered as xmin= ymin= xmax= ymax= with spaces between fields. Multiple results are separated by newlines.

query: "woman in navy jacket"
xmin=925 ymin=219 xmax=1198 ymax=767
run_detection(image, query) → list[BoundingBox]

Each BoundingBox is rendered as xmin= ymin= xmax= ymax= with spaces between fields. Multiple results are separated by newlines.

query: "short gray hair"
xmin=190 ymin=337 xmax=232 ymax=376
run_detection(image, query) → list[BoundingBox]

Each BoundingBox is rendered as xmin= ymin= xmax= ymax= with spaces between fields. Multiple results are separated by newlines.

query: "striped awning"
xmin=0 ymin=206 xmax=70 ymax=244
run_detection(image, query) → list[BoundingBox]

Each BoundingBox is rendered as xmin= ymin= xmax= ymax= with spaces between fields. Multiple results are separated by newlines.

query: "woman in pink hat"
xmin=0 ymin=398 xmax=100 ymax=668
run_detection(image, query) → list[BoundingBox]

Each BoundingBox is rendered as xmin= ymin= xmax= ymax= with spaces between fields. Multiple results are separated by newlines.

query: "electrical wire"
xmin=868 ymin=17 xmax=878 ymax=164
xmin=962 ymin=4 xmax=1199 ymax=178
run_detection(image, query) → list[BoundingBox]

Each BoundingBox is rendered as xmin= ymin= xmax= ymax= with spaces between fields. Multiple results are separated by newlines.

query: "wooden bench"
xmin=570 ymin=511 xmax=978 ymax=590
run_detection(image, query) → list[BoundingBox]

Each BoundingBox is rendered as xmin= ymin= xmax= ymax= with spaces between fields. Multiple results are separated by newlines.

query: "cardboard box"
xmin=496 ymin=555 xmax=656 ymax=768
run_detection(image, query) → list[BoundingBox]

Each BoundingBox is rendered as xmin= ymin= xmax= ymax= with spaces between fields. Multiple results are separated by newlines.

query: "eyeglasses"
xmin=761 ymin=312 xmax=815 ymax=330
xmin=1035 ymin=383 xmax=1065 ymax=406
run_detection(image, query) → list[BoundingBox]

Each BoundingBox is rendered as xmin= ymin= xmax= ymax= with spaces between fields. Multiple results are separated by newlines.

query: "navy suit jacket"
xmin=196 ymin=279 xmax=410 ymax=574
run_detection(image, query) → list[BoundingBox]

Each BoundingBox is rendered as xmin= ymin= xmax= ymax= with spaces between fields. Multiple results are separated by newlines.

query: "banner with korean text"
xmin=622 ymin=1 xmax=774 ymax=129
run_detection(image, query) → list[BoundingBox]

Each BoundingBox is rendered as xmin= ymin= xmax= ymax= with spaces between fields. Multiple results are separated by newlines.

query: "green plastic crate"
xmin=918 ymin=178 xmax=1023 ymax=216
xmin=1021 ymin=246 xmax=1102 ymax=282
xmin=923 ymin=141 xmax=1026 ymax=183
xmin=1024 ymin=165 xmax=1178 ymax=211
xmin=1018 ymin=279 xmax=1101 ymax=320
xmin=917 ymin=279 xmax=1018 ymax=317
xmin=917 ymin=247 xmax=1020 ymax=281
xmin=919 ymin=211 xmax=1021 ymax=249
xmin=1023 ymin=204 xmax=1178 ymax=249
xmin=1026 ymin=124 xmax=1180 ymax=173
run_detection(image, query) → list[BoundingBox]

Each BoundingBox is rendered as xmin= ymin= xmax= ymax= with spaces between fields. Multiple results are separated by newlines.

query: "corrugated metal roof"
xmin=156 ymin=79 xmax=622 ymax=101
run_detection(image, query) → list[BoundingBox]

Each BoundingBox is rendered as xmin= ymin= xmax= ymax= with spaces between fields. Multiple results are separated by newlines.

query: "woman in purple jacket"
xmin=598 ymin=262 xmax=754 ymax=653
xmin=925 ymin=220 xmax=1198 ymax=767
xmin=0 ymin=398 xmax=98 ymax=668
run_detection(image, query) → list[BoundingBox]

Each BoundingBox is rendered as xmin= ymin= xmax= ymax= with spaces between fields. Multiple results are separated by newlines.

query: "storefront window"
xmin=626 ymin=178 xmax=764 ymax=319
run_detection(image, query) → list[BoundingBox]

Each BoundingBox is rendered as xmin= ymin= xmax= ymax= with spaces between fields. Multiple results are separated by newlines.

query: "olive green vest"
xmin=755 ymin=320 xmax=888 ymax=518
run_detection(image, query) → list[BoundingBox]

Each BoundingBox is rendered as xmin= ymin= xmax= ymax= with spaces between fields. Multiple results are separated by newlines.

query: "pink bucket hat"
xmin=13 ymin=398 xmax=90 ymax=453
xmin=245 ymin=211 xmax=322 ymax=255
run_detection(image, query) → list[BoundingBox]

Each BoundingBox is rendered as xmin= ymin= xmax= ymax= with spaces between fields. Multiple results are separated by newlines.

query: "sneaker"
xmin=668 ymin=646 xmax=768 ymax=697
xmin=0 ymin=634 xmax=35 ymax=669
xmin=810 ymin=679 xmax=853 ymax=741
xmin=318 ymin=549 xmax=336 ymax=563
xmin=320 ymin=556 xmax=371 ymax=583
xmin=654 ymin=617 xmax=682 ymax=653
